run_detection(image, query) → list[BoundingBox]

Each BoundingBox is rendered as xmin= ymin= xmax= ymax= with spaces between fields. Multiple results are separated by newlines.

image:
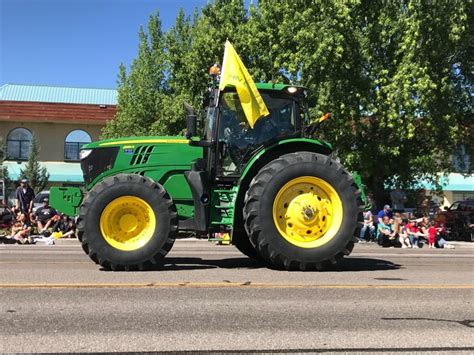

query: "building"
xmin=0 ymin=84 xmax=117 ymax=188
xmin=423 ymin=173 xmax=473 ymax=207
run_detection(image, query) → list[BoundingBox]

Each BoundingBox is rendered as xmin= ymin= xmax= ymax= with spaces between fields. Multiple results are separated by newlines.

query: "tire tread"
xmin=77 ymin=173 xmax=177 ymax=270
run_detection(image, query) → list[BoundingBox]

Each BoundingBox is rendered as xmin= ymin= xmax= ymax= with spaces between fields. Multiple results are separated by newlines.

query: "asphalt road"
xmin=1 ymin=239 xmax=473 ymax=353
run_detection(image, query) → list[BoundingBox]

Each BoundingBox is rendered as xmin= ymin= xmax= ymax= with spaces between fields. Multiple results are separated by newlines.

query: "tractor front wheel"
xmin=77 ymin=174 xmax=177 ymax=270
xmin=243 ymin=152 xmax=362 ymax=270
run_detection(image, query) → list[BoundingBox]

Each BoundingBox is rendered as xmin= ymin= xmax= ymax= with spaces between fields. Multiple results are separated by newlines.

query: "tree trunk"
xmin=369 ymin=178 xmax=387 ymax=214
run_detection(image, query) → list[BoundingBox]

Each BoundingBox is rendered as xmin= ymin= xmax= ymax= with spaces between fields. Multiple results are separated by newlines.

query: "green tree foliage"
xmin=102 ymin=12 xmax=167 ymax=137
xmin=0 ymin=137 xmax=6 ymax=179
xmin=104 ymin=0 xmax=472 ymax=204
xmin=0 ymin=137 xmax=14 ymax=202
xmin=19 ymin=136 xmax=49 ymax=195
xmin=103 ymin=1 xmax=249 ymax=138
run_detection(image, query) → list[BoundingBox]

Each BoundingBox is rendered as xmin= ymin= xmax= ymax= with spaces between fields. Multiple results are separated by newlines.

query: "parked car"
xmin=437 ymin=198 xmax=474 ymax=241
xmin=32 ymin=190 xmax=50 ymax=214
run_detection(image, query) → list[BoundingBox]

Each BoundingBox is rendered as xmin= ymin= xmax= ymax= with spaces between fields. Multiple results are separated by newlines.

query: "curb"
xmin=53 ymin=238 xmax=474 ymax=248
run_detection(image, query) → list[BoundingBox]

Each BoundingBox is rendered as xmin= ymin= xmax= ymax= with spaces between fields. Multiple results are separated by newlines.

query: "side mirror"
xmin=184 ymin=102 xmax=196 ymax=139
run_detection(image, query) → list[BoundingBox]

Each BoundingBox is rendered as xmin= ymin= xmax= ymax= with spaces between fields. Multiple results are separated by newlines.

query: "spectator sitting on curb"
xmin=359 ymin=209 xmax=375 ymax=242
xmin=9 ymin=213 xmax=33 ymax=244
xmin=406 ymin=219 xmax=424 ymax=248
xmin=398 ymin=218 xmax=412 ymax=248
xmin=434 ymin=221 xmax=455 ymax=249
xmin=0 ymin=205 xmax=17 ymax=228
xmin=57 ymin=215 xmax=76 ymax=238
xmin=34 ymin=198 xmax=57 ymax=233
xmin=377 ymin=205 xmax=394 ymax=224
xmin=419 ymin=217 xmax=431 ymax=244
xmin=377 ymin=216 xmax=399 ymax=247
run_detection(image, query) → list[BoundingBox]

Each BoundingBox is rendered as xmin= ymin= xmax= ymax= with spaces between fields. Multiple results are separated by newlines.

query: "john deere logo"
xmin=123 ymin=145 xmax=135 ymax=154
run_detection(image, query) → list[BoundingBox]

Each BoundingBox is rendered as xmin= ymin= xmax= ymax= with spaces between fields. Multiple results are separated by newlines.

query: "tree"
xmin=19 ymin=136 xmax=49 ymax=195
xmin=102 ymin=11 xmax=168 ymax=138
xmin=0 ymin=137 xmax=13 ymax=203
xmin=103 ymin=1 xmax=251 ymax=138
xmin=103 ymin=0 xmax=472 ymax=206
xmin=247 ymin=0 xmax=472 ymax=207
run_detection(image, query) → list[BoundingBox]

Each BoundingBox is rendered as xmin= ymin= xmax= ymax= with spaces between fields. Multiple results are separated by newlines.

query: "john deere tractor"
xmin=51 ymin=82 xmax=364 ymax=271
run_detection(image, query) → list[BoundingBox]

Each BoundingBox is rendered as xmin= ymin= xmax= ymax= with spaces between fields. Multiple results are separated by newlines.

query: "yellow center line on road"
xmin=0 ymin=282 xmax=473 ymax=289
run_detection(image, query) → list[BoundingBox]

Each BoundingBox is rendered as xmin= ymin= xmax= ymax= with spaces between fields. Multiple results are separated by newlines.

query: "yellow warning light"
xmin=209 ymin=64 xmax=221 ymax=76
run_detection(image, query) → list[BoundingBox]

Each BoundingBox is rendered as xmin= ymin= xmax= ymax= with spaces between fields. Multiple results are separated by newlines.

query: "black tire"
xmin=77 ymin=174 xmax=177 ymax=270
xmin=232 ymin=229 xmax=262 ymax=260
xmin=243 ymin=152 xmax=363 ymax=271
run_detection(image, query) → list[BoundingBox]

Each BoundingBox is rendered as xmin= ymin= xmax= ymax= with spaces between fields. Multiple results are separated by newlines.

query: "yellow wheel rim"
xmin=100 ymin=196 xmax=156 ymax=251
xmin=273 ymin=176 xmax=343 ymax=248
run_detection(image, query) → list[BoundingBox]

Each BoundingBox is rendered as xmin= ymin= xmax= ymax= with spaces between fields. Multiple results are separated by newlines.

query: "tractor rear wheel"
xmin=243 ymin=152 xmax=362 ymax=271
xmin=232 ymin=229 xmax=262 ymax=260
xmin=77 ymin=174 xmax=177 ymax=270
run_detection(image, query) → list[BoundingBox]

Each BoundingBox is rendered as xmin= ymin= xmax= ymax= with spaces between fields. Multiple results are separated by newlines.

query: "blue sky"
xmin=0 ymin=0 xmax=210 ymax=88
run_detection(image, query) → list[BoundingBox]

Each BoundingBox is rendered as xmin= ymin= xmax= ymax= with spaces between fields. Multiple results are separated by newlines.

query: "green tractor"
xmin=51 ymin=82 xmax=365 ymax=271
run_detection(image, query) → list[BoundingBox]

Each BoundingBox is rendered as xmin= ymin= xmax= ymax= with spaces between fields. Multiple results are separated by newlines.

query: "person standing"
xmin=15 ymin=179 xmax=35 ymax=216
xmin=427 ymin=220 xmax=438 ymax=248
xmin=390 ymin=186 xmax=407 ymax=212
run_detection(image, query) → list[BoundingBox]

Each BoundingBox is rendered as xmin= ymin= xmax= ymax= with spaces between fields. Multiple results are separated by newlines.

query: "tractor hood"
xmin=82 ymin=136 xmax=189 ymax=149
xmin=79 ymin=136 xmax=203 ymax=188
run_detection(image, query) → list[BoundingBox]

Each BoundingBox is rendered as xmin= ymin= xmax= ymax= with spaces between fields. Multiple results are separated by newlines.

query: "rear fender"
xmin=232 ymin=138 xmax=333 ymax=230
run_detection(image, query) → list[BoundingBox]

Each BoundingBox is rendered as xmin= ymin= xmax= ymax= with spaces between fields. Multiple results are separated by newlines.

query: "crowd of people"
xmin=1 ymin=180 xmax=461 ymax=250
xmin=359 ymin=204 xmax=454 ymax=249
xmin=0 ymin=179 xmax=76 ymax=245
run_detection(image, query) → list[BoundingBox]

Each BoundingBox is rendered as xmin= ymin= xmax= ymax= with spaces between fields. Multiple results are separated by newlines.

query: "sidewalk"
xmin=447 ymin=241 xmax=474 ymax=249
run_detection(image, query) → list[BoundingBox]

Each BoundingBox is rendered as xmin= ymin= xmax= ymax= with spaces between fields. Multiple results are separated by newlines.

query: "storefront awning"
xmin=3 ymin=161 xmax=83 ymax=183
xmin=421 ymin=173 xmax=474 ymax=191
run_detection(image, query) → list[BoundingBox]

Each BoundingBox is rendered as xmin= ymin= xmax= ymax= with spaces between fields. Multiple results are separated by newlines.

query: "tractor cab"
xmin=187 ymin=81 xmax=328 ymax=182
xmin=182 ymin=75 xmax=335 ymax=239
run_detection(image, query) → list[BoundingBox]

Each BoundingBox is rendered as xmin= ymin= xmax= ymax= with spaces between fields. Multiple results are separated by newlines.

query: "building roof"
xmin=0 ymin=84 xmax=117 ymax=105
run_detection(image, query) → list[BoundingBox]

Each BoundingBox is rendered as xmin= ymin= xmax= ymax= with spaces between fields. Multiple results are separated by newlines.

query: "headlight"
xmin=79 ymin=149 xmax=93 ymax=160
xmin=287 ymin=86 xmax=298 ymax=94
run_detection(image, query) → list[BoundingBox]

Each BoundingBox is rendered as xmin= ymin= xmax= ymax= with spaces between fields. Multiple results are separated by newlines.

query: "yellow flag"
xmin=219 ymin=40 xmax=269 ymax=128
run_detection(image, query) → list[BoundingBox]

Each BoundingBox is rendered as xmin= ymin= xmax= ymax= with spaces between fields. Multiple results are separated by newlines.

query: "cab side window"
xmin=217 ymin=91 xmax=297 ymax=176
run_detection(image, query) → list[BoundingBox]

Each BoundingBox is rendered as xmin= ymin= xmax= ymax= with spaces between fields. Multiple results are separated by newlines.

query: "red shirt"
xmin=407 ymin=224 xmax=419 ymax=233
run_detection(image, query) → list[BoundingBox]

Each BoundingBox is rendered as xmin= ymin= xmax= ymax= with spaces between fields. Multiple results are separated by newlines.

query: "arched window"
xmin=64 ymin=130 xmax=92 ymax=161
xmin=7 ymin=128 xmax=33 ymax=160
